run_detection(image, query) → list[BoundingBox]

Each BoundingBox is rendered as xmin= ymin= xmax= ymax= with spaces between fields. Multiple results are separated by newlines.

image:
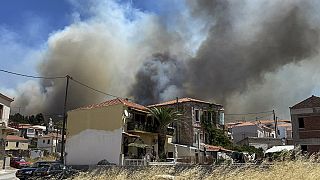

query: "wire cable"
xmin=225 ymin=110 xmax=273 ymax=116
xmin=69 ymin=77 xmax=128 ymax=99
xmin=0 ymin=69 xmax=65 ymax=79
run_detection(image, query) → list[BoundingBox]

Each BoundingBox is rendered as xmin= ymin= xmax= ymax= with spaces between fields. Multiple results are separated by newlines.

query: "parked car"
xmin=10 ymin=157 xmax=32 ymax=169
xmin=33 ymin=163 xmax=65 ymax=178
xmin=15 ymin=161 xmax=60 ymax=180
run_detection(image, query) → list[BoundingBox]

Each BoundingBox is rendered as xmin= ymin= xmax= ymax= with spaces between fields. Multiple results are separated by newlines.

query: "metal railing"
xmin=124 ymin=158 xmax=146 ymax=166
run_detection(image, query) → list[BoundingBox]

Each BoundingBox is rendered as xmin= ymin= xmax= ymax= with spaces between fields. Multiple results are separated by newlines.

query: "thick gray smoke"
xmin=186 ymin=0 xmax=319 ymax=101
xmin=131 ymin=0 xmax=320 ymax=120
xmin=130 ymin=53 xmax=185 ymax=105
xmin=9 ymin=0 xmax=320 ymax=120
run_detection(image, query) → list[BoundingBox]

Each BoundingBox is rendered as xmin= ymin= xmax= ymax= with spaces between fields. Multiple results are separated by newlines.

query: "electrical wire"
xmin=225 ymin=110 xmax=273 ymax=116
xmin=0 ymin=69 xmax=65 ymax=79
xmin=69 ymin=77 xmax=132 ymax=100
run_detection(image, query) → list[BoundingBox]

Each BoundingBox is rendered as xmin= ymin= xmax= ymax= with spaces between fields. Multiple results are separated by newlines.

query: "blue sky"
xmin=0 ymin=0 xmax=181 ymax=89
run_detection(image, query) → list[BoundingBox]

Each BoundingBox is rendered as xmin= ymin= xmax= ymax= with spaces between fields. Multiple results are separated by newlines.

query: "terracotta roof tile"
xmin=6 ymin=135 xmax=28 ymax=142
xmin=291 ymin=95 xmax=320 ymax=109
xmin=234 ymin=122 xmax=256 ymax=127
xmin=74 ymin=98 xmax=148 ymax=112
xmin=148 ymin=97 xmax=221 ymax=107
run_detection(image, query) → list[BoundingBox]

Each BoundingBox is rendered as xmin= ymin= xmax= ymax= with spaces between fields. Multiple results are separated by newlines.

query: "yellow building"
xmin=66 ymin=98 xmax=172 ymax=166
xmin=5 ymin=135 xmax=29 ymax=151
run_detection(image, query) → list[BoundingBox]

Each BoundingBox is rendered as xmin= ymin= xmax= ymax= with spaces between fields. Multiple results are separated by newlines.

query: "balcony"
xmin=127 ymin=122 xmax=157 ymax=133
xmin=127 ymin=122 xmax=175 ymax=136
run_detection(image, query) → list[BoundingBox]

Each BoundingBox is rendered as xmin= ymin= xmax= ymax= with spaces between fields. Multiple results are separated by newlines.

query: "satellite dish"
xmin=124 ymin=110 xmax=129 ymax=117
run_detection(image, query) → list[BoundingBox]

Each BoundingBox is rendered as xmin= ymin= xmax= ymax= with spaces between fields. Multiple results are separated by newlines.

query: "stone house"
xmin=290 ymin=95 xmax=320 ymax=153
xmin=148 ymin=97 xmax=225 ymax=160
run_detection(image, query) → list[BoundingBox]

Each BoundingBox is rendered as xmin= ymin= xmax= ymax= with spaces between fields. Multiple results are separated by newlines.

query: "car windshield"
xmin=32 ymin=161 xmax=57 ymax=168
xmin=35 ymin=165 xmax=50 ymax=171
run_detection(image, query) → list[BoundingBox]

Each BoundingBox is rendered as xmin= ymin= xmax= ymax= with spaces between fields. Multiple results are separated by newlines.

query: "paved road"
xmin=0 ymin=169 xmax=18 ymax=180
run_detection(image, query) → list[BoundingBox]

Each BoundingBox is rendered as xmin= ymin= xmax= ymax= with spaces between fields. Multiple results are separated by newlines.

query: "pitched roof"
xmin=74 ymin=98 xmax=148 ymax=112
xmin=40 ymin=133 xmax=65 ymax=139
xmin=234 ymin=122 xmax=257 ymax=127
xmin=148 ymin=97 xmax=221 ymax=107
xmin=0 ymin=93 xmax=14 ymax=102
xmin=291 ymin=95 xmax=320 ymax=109
xmin=6 ymin=135 xmax=28 ymax=142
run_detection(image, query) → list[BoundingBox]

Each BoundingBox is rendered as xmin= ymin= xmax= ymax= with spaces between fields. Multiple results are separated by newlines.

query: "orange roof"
xmin=204 ymin=144 xmax=232 ymax=152
xmin=291 ymin=95 xmax=320 ymax=109
xmin=39 ymin=133 xmax=65 ymax=139
xmin=258 ymin=120 xmax=291 ymax=124
xmin=148 ymin=97 xmax=221 ymax=107
xmin=74 ymin=98 xmax=148 ymax=112
xmin=0 ymin=93 xmax=14 ymax=102
xmin=234 ymin=122 xmax=256 ymax=127
xmin=6 ymin=135 xmax=28 ymax=142
xmin=277 ymin=123 xmax=292 ymax=127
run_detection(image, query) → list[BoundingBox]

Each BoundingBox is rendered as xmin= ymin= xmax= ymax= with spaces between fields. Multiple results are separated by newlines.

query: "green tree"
xmin=201 ymin=111 xmax=233 ymax=149
xmin=148 ymin=107 xmax=182 ymax=160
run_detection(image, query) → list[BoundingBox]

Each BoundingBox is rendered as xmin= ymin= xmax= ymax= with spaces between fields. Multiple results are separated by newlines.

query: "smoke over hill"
xmin=9 ymin=0 xmax=320 ymax=120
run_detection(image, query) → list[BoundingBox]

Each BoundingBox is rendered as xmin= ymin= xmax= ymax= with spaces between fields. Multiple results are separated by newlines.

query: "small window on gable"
xmin=298 ymin=118 xmax=304 ymax=128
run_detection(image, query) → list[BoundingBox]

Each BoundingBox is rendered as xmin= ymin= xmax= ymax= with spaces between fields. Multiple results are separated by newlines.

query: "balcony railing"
xmin=127 ymin=122 xmax=175 ymax=136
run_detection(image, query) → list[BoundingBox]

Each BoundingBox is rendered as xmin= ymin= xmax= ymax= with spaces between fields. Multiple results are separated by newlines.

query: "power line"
xmin=0 ymin=69 xmax=65 ymax=79
xmin=69 ymin=77 xmax=131 ymax=100
xmin=224 ymin=110 xmax=273 ymax=116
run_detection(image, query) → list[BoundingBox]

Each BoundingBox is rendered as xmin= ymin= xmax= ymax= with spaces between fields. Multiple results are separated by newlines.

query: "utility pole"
xmin=273 ymin=110 xmax=277 ymax=138
xmin=60 ymin=75 xmax=70 ymax=164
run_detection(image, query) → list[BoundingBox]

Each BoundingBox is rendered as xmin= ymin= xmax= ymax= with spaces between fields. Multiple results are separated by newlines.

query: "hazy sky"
xmin=1 ymin=0 xmax=320 ymax=120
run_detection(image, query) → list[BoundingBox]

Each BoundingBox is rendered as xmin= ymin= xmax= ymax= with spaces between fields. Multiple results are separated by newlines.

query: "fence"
xmin=124 ymin=159 xmax=146 ymax=166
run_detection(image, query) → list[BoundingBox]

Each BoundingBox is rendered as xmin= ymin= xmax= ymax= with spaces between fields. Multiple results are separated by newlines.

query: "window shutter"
xmin=191 ymin=107 xmax=195 ymax=122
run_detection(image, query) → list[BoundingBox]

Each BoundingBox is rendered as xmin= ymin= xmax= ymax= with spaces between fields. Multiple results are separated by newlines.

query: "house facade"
xmin=290 ymin=95 xmax=320 ymax=153
xmin=5 ymin=135 xmax=29 ymax=157
xmin=0 ymin=93 xmax=18 ymax=160
xmin=66 ymin=98 xmax=172 ymax=166
xmin=148 ymin=97 xmax=225 ymax=161
xmin=37 ymin=133 xmax=62 ymax=154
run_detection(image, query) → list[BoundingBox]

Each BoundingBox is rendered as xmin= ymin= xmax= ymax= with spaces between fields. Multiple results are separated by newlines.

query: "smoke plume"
xmin=8 ymin=0 xmax=320 ymax=120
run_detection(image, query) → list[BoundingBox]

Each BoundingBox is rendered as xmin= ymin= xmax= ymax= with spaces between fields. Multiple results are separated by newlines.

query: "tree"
xmin=148 ymin=107 xmax=181 ymax=160
xmin=201 ymin=111 xmax=233 ymax=149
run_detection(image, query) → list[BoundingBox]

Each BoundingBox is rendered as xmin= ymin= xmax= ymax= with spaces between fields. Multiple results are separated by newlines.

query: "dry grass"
xmin=72 ymin=155 xmax=320 ymax=180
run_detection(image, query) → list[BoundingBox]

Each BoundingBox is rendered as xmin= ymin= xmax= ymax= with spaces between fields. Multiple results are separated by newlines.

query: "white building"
xmin=0 ymin=93 xmax=18 ymax=160
xmin=37 ymin=133 xmax=62 ymax=154
xmin=231 ymin=122 xmax=267 ymax=143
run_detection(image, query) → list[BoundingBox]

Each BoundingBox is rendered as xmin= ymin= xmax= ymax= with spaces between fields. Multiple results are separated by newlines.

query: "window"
xmin=277 ymin=130 xmax=280 ymax=135
xmin=47 ymin=139 xmax=50 ymax=144
xmin=167 ymin=152 xmax=173 ymax=158
xmin=195 ymin=110 xmax=200 ymax=122
xmin=0 ymin=105 xmax=3 ymax=119
xmin=43 ymin=140 xmax=45 ymax=143
xmin=5 ymin=141 xmax=8 ymax=147
xmin=194 ymin=133 xmax=197 ymax=143
xmin=208 ymin=112 xmax=212 ymax=123
xmin=301 ymin=145 xmax=307 ymax=152
xmin=298 ymin=118 xmax=305 ymax=128
xmin=15 ymin=142 xmax=19 ymax=148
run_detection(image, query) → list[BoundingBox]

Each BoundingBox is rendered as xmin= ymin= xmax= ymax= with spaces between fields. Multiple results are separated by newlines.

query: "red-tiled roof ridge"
xmin=72 ymin=98 xmax=148 ymax=111
xmin=0 ymin=93 xmax=14 ymax=102
xmin=148 ymin=97 xmax=221 ymax=107
xmin=291 ymin=95 xmax=320 ymax=109
xmin=6 ymin=135 xmax=28 ymax=141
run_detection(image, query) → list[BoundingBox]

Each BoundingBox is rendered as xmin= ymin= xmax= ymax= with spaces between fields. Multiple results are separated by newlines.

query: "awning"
xmin=265 ymin=145 xmax=294 ymax=153
xmin=128 ymin=142 xmax=150 ymax=148
xmin=122 ymin=132 xmax=140 ymax=138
